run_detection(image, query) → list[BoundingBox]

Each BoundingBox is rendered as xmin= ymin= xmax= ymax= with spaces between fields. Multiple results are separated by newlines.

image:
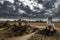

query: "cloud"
xmin=19 ymin=0 xmax=44 ymax=12
xmin=18 ymin=9 xmax=26 ymax=14
xmin=0 ymin=0 xmax=59 ymax=19
xmin=5 ymin=0 xmax=14 ymax=3
xmin=0 ymin=0 xmax=4 ymax=4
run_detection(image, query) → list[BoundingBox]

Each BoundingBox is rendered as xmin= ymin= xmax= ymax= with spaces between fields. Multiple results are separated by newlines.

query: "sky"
xmin=0 ymin=0 xmax=60 ymax=20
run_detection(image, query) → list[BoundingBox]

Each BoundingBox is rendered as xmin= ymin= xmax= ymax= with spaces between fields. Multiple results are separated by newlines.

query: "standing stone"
xmin=47 ymin=16 xmax=52 ymax=26
xmin=46 ymin=16 xmax=55 ymax=31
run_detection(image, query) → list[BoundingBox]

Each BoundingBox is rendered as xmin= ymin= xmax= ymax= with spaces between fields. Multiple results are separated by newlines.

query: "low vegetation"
xmin=0 ymin=21 xmax=60 ymax=40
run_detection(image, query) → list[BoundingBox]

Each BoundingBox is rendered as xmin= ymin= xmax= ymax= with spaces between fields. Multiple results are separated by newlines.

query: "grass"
xmin=0 ymin=22 xmax=60 ymax=40
xmin=28 ymin=29 xmax=60 ymax=40
xmin=30 ymin=22 xmax=60 ymax=27
xmin=28 ymin=33 xmax=60 ymax=40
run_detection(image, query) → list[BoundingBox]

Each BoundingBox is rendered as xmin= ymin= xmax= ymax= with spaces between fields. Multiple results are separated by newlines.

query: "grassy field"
xmin=30 ymin=22 xmax=60 ymax=27
xmin=0 ymin=22 xmax=60 ymax=40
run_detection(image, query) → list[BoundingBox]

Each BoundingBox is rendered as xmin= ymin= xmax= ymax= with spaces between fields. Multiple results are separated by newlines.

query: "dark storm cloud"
xmin=0 ymin=0 xmax=60 ymax=19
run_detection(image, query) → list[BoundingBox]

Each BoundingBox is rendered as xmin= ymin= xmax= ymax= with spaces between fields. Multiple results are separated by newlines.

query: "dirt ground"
xmin=30 ymin=22 xmax=60 ymax=27
xmin=0 ymin=22 xmax=60 ymax=40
